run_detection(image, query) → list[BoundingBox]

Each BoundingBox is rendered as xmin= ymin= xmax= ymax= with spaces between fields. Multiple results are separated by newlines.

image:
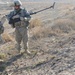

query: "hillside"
xmin=0 ymin=1 xmax=75 ymax=75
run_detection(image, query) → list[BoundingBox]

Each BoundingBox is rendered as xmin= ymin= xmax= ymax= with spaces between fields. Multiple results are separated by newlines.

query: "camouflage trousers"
xmin=15 ymin=26 xmax=28 ymax=51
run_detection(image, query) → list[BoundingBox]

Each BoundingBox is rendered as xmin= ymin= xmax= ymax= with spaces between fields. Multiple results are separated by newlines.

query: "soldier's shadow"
xmin=0 ymin=52 xmax=37 ymax=73
xmin=0 ymin=54 xmax=23 ymax=73
xmin=5 ymin=52 xmax=36 ymax=66
xmin=6 ymin=53 xmax=23 ymax=66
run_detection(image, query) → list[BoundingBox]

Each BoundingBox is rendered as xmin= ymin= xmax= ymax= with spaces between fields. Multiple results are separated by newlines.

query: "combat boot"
xmin=25 ymin=49 xmax=31 ymax=55
xmin=24 ymin=47 xmax=31 ymax=55
xmin=19 ymin=49 xmax=31 ymax=55
xmin=15 ymin=44 xmax=21 ymax=53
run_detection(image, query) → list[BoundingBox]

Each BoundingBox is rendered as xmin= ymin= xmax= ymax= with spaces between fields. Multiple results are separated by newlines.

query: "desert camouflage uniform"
xmin=6 ymin=8 xmax=31 ymax=53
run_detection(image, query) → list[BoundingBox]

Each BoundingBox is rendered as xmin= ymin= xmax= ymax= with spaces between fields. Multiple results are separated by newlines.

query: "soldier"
xmin=6 ymin=0 xmax=31 ymax=54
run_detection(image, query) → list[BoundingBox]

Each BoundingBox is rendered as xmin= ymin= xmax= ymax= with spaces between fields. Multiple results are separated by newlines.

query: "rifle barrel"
xmin=30 ymin=2 xmax=55 ymax=15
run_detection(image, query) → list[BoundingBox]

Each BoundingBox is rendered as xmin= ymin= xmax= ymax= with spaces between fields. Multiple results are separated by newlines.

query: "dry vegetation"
xmin=29 ymin=18 xmax=75 ymax=39
xmin=1 ymin=2 xmax=75 ymax=75
xmin=1 ymin=12 xmax=75 ymax=46
xmin=0 ymin=53 xmax=6 ymax=60
xmin=29 ymin=18 xmax=43 ymax=29
xmin=3 ymin=18 xmax=75 ymax=42
xmin=52 ymin=18 xmax=75 ymax=33
xmin=29 ymin=18 xmax=59 ymax=39
xmin=2 ymin=32 xmax=15 ymax=43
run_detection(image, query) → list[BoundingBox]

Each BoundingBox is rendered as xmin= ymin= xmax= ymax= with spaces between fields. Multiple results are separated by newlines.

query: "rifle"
xmin=30 ymin=2 xmax=55 ymax=15
xmin=0 ymin=2 xmax=55 ymax=29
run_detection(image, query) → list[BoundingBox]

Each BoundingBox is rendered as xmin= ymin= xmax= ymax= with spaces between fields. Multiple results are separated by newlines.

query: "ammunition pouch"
xmin=9 ymin=18 xmax=21 ymax=28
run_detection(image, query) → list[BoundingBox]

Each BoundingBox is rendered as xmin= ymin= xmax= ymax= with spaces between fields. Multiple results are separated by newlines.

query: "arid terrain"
xmin=0 ymin=1 xmax=75 ymax=75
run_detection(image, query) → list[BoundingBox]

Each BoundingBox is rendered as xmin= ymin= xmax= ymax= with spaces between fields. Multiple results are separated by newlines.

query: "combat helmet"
xmin=14 ymin=0 xmax=22 ymax=6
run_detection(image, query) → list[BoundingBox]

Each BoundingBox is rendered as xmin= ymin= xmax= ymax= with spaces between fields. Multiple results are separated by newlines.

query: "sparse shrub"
xmin=2 ymin=32 xmax=15 ymax=42
xmin=30 ymin=18 xmax=75 ymax=39
xmin=29 ymin=18 xmax=60 ymax=39
xmin=29 ymin=17 xmax=75 ymax=40
xmin=29 ymin=18 xmax=43 ymax=29
xmin=0 ymin=53 xmax=6 ymax=60
xmin=51 ymin=19 xmax=75 ymax=33
xmin=31 ymin=26 xmax=58 ymax=39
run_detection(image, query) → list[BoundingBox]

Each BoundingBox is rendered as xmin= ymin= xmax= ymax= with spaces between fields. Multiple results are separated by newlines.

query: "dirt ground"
xmin=0 ymin=2 xmax=75 ymax=75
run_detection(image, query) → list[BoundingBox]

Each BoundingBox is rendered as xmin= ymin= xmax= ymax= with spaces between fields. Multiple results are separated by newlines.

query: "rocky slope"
xmin=0 ymin=2 xmax=75 ymax=75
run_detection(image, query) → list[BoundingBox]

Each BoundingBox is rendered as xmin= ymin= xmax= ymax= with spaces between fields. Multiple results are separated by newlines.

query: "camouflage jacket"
xmin=6 ymin=7 xmax=31 ymax=28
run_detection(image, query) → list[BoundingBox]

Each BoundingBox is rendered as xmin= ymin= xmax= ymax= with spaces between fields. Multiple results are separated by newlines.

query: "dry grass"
xmin=58 ymin=4 xmax=74 ymax=10
xmin=2 ymin=32 xmax=15 ymax=42
xmin=31 ymin=26 xmax=58 ymax=39
xmin=29 ymin=18 xmax=43 ymax=29
xmin=2 ymin=18 xmax=75 ymax=41
xmin=30 ymin=18 xmax=75 ymax=39
xmin=29 ymin=18 xmax=58 ymax=39
xmin=29 ymin=18 xmax=74 ymax=39
xmin=51 ymin=19 xmax=75 ymax=33
xmin=0 ymin=53 xmax=6 ymax=60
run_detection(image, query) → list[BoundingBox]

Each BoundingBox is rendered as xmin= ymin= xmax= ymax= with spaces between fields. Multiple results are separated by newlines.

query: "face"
xmin=14 ymin=5 xmax=20 ymax=10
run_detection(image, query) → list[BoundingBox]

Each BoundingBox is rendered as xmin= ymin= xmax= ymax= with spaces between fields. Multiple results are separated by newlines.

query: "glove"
xmin=24 ymin=17 xmax=28 ymax=21
xmin=20 ymin=17 xmax=29 ymax=21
